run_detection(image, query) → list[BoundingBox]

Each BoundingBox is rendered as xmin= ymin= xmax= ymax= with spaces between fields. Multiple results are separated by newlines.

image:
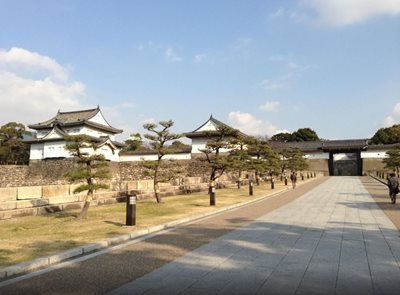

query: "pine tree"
xmin=200 ymin=125 xmax=239 ymax=206
xmin=285 ymin=148 xmax=309 ymax=172
xmin=64 ymin=135 xmax=111 ymax=219
xmin=142 ymin=120 xmax=181 ymax=203
xmin=383 ymin=148 xmax=400 ymax=177
xmin=0 ymin=122 xmax=31 ymax=164
xmin=247 ymin=137 xmax=280 ymax=184
xmin=228 ymin=135 xmax=251 ymax=189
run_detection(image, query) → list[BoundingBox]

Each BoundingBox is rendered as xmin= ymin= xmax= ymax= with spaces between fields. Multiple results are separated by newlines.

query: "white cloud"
xmin=383 ymin=115 xmax=397 ymax=127
xmin=393 ymin=102 xmax=400 ymax=115
xmin=228 ymin=111 xmax=288 ymax=136
xmin=0 ymin=47 xmax=85 ymax=127
xmin=165 ymin=47 xmax=182 ymax=63
xmin=269 ymin=8 xmax=285 ymax=19
xmin=260 ymin=79 xmax=286 ymax=90
xmin=260 ymin=101 xmax=281 ymax=112
xmin=0 ymin=47 xmax=68 ymax=81
xmin=381 ymin=102 xmax=400 ymax=127
xmin=193 ymin=53 xmax=206 ymax=64
xmin=303 ymin=0 xmax=400 ymax=26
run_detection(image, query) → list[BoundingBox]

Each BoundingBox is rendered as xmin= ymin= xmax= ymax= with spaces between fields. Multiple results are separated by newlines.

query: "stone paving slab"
xmin=110 ymin=177 xmax=400 ymax=295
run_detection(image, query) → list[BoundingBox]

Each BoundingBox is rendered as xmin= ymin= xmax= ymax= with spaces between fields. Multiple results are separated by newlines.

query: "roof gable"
xmin=97 ymin=137 xmax=118 ymax=150
xmin=88 ymin=109 xmax=111 ymax=127
xmin=41 ymin=126 xmax=66 ymax=140
xmin=192 ymin=115 xmax=230 ymax=132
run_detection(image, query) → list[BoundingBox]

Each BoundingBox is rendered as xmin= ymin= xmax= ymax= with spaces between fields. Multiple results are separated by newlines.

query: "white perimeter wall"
xmin=119 ymin=153 xmax=191 ymax=162
xmin=43 ymin=141 xmax=71 ymax=159
xmin=191 ymin=138 xmax=232 ymax=154
xmin=30 ymin=141 xmax=120 ymax=161
xmin=361 ymin=150 xmax=388 ymax=159
xmin=304 ymin=153 xmax=330 ymax=160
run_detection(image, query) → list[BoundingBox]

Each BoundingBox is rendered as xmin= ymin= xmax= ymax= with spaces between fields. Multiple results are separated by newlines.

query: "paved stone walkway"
xmin=110 ymin=177 xmax=400 ymax=295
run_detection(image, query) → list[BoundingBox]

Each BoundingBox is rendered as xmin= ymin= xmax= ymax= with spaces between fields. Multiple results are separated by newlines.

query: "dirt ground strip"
xmin=0 ymin=177 xmax=327 ymax=295
xmin=360 ymin=176 xmax=400 ymax=230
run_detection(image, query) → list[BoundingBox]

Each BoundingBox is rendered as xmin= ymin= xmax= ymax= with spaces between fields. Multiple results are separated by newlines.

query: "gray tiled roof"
xmin=186 ymin=115 xmax=248 ymax=138
xmin=268 ymin=141 xmax=323 ymax=152
xmin=269 ymin=139 xmax=369 ymax=152
xmin=321 ymin=139 xmax=368 ymax=150
xmin=28 ymin=106 xmax=122 ymax=134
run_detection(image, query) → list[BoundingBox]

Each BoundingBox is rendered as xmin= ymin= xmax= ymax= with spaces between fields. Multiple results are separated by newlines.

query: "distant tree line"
xmin=271 ymin=128 xmax=319 ymax=142
xmin=0 ymin=122 xmax=30 ymax=165
xmin=370 ymin=124 xmax=400 ymax=145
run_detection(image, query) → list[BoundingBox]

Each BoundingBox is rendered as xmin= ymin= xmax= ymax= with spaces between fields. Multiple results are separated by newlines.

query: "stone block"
xmin=148 ymin=224 xmax=167 ymax=233
xmin=186 ymin=177 xmax=202 ymax=184
xmin=48 ymin=247 xmax=83 ymax=264
xmin=42 ymin=185 xmax=70 ymax=198
xmin=0 ymin=210 xmax=12 ymax=220
xmin=9 ymin=208 xmax=38 ymax=218
xmin=0 ymin=269 xmax=6 ymax=279
xmin=98 ymin=198 xmax=118 ymax=205
xmin=62 ymin=202 xmax=84 ymax=211
xmin=0 ymin=201 xmax=17 ymax=211
xmin=137 ymin=193 xmax=153 ymax=200
xmin=3 ymin=257 xmax=49 ymax=278
xmin=94 ymin=192 xmax=117 ymax=200
xmin=108 ymin=234 xmax=131 ymax=246
xmin=17 ymin=186 xmax=42 ymax=200
xmin=0 ymin=187 xmax=17 ymax=202
xmin=69 ymin=184 xmax=88 ymax=196
xmin=16 ymin=199 xmax=49 ymax=209
xmin=127 ymin=181 xmax=138 ymax=191
xmin=136 ymin=180 xmax=153 ymax=190
xmin=47 ymin=195 xmax=81 ymax=204
xmin=82 ymin=241 xmax=109 ymax=254
xmin=130 ymin=229 xmax=150 ymax=239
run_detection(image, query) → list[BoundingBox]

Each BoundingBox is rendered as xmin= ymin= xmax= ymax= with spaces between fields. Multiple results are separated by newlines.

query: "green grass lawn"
xmin=0 ymin=181 xmax=291 ymax=268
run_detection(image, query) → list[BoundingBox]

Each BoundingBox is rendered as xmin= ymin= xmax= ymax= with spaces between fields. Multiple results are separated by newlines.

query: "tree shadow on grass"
xmin=104 ymin=221 xmax=124 ymax=227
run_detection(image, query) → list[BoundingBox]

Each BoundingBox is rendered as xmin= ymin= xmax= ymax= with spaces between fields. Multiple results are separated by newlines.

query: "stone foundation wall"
xmin=118 ymin=159 xmax=210 ymax=181
xmin=0 ymin=156 xmax=322 ymax=220
xmin=0 ymin=159 xmax=211 ymax=188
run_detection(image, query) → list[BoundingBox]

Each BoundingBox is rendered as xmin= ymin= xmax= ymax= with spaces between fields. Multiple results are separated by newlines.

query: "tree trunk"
xmin=237 ymin=170 xmax=242 ymax=189
xmin=209 ymin=169 xmax=216 ymax=206
xmin=154 ymin=164 xmax=162 ymax=203
xmin=77 ymin=191 xmax=92 ymax=219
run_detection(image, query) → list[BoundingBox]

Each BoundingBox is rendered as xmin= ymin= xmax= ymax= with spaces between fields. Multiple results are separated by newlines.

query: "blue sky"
xmin=0 ymin=0 xmax=399 ymax=140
